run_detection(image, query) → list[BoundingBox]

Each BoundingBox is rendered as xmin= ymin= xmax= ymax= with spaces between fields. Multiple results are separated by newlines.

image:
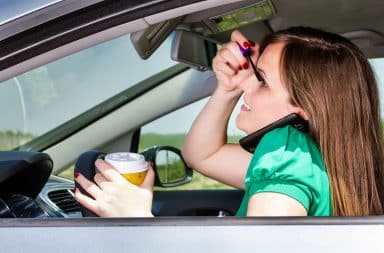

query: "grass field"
xmin=0 ymin=130 xmax=239 ymax=190
xmin=58 ymin=132 xmax=242 ymax=190
xmin=139 ymin=133 xmax=241 ymax=190
xmin=0 ymin=130 xmax=35 ymax=150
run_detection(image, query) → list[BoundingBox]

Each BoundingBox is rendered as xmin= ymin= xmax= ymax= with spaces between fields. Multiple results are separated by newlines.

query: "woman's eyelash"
xmin=255 ymin=70 xmax=266 ymax=84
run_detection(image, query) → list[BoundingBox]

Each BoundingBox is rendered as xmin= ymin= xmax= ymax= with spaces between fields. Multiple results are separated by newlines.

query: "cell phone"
xmin=239 ymin=113 xmax=309 ymax=153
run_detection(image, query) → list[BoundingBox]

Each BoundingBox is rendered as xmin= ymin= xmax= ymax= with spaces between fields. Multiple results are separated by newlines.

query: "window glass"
xmin=139 ymin=58 xmax=384 ymax=190
xmin=139 ymin=97 xmax=244 ymax=190
xmin=370 ymin=58 xmax=384 ymax=116
xmin=0 ymin=33 xmax=175 ymax=150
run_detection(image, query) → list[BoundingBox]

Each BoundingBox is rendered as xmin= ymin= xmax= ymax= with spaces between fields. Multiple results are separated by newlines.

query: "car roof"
xmin=0 ymin=0 xmax=162 ymax=40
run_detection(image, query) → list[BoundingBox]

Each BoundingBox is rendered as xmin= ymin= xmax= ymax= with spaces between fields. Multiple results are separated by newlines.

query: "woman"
xmin=74 ymin=26 xmax=384 ymax=216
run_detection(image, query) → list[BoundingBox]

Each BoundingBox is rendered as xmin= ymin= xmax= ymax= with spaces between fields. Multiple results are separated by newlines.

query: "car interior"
xmin=0 ymin=0 xmax=384 ymax=219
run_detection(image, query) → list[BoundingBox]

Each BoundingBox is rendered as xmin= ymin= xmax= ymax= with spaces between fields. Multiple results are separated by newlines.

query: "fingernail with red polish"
xmin=238 ymin=66 xmax=242 ymax=70
xmin=249 ymin=40 xmax=256 ymax=47
xmin=73 ymin=188 xmax=77 ymax=194
xmin=242 ymin=62 xmax=249 ymax=69
xmin=74 ymin=172 xmax=80 ymax=179
xmin=243 ymin=41 xmax=250 ymax=48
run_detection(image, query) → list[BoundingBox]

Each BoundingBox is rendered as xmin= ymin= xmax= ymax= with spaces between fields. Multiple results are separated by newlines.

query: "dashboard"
xmin=37 ymin=179 xmax=81 ymax=218
xmin=0 ymin=177 xmax=80 ymax=218
xmin=0 ymin=150 xmax=81 ymax=218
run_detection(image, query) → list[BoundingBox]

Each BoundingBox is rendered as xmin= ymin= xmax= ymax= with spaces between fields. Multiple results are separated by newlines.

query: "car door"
xmin=2 ymin=1 xmax=384 ymax=253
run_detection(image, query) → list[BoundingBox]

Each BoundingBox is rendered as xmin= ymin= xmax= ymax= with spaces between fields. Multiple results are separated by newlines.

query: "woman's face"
xmin=236 ymin=42 xmax=302 ymax=134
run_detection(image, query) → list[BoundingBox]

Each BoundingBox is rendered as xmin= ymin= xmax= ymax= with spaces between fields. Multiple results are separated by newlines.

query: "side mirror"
xmin=141 ymin=146 xmax=193 ymax=187
xmin=171 ymin=30 xmax=218 ymax=71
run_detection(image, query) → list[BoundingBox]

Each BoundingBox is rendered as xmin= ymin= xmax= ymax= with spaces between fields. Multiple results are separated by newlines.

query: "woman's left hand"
xmin=74 ymin=159 xmax=155 ymax=217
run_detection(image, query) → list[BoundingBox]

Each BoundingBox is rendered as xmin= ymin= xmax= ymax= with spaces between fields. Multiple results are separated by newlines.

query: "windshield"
xmin=0 ymin=33 xmax=176 ymax=150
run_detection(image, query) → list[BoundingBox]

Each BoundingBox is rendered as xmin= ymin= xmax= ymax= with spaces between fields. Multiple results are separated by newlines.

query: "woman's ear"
xmin=287 ymin=103 xmax=309 ymax=121
xmin=296 ymin=108 xmax=309 ymax=121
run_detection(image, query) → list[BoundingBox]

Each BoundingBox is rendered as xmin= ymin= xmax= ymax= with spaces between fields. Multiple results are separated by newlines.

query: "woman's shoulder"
xmin=254 ymin=125 xmax=319 ymax=158
xmin=245 ymin=125 xmax=331 ymax=216
xmin=248 ymin=125 xmax=325 ymax=181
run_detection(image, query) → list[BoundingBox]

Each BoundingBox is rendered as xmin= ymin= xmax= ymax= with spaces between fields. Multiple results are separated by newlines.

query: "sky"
xmin=371 ymin=59 xmax=384 ymax=97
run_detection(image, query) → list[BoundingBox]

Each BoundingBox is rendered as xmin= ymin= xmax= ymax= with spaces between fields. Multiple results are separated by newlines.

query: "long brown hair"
xmin=259 ymin=27 xmax=384 ymax=215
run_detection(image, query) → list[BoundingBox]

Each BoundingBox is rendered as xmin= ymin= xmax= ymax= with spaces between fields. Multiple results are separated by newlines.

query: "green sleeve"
xmin=245 ymin=126 xmax=319 ymax=211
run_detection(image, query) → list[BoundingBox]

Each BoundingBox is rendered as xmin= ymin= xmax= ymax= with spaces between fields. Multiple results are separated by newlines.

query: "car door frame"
xmin=2 ymin=1 xmax=384 ymax=252
xmin=0 ymin=217 xmax=383 ymax=252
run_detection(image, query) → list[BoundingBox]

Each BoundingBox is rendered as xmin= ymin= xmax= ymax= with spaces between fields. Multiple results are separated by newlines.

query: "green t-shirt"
xmin=236 ymin=125 xmax=332 ymax=216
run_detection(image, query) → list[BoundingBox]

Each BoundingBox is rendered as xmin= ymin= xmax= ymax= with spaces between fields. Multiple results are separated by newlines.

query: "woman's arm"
xmin=247 ymin=193 xmax=308 ymax=216
xmin=182 ymin=88 xmax=251 ymax=189
xmin=182 ymin=31 xmax=257 ymax=189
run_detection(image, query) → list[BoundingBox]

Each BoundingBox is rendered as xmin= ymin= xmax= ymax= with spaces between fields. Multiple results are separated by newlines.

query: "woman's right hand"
xmin=212 ymin=30 xmax=259 ymax=94
xmin=74 ymin=159 xmax=155 ymax=217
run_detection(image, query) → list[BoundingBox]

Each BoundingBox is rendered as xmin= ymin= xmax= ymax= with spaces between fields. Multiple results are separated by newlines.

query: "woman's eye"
xmin=255 ymin=71 xmax=267 ymax=86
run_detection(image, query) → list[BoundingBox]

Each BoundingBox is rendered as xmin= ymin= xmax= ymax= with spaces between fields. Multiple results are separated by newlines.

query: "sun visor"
xmin=144 ymin=0 xmax=246 ymax=24
xmin=184 ymin=0 xmax=276 ymax=35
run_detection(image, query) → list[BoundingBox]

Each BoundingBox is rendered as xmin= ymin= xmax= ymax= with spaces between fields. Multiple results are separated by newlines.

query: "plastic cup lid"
xmin=104 ymin=152 xmax=148 ymax=173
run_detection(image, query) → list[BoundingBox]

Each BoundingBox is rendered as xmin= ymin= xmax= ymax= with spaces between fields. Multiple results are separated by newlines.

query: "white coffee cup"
xmin=105 ymin=152 xmax=148 ymax=185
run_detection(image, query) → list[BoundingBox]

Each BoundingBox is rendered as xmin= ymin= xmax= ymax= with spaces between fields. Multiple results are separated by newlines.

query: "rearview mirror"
xmin=141 ymin=146 xmax=193 ymax=187
xmin=171 ymin=30 xmax=218 ymax=71
xmin=131 ymin=17 xmax=183 ymax=59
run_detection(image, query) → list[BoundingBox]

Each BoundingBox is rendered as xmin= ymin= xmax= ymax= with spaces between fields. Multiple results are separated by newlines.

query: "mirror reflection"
xmin=156 ymin=150 xmax=186 ymax=184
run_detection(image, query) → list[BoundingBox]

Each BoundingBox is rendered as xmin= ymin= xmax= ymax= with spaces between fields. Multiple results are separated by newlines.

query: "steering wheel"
xmin=74 ymin=150 xmax=106 ymax=217
xmin=0 ymin=151 xmax=52 ymax=218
